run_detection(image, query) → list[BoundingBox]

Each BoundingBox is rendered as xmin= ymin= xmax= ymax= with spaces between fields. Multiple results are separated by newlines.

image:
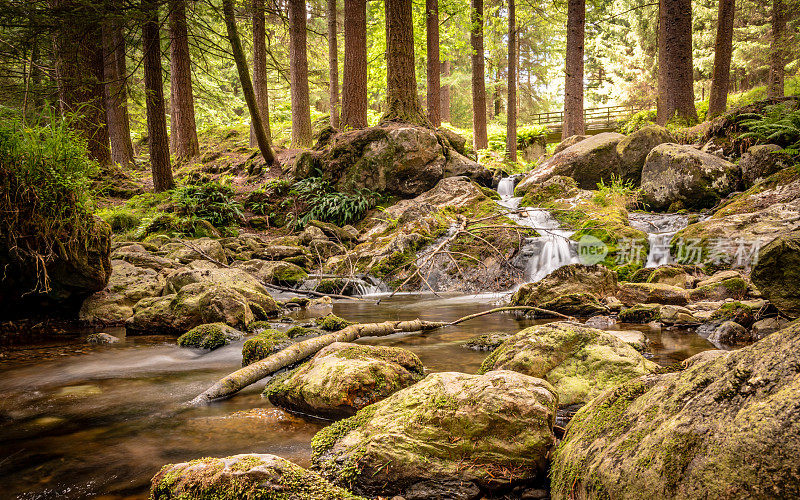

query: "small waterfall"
xmin=497 ymin=176 xmax=578 ymax=282
xmin=628 ymin=213 xmax=689 ymax=268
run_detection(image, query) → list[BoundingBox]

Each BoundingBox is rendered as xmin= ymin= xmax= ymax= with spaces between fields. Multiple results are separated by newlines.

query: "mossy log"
xmin=189 ymin=306 xmax=567 ymax=405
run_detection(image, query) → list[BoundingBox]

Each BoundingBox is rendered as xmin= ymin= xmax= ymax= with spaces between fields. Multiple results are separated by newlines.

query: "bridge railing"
xmin=533 ymin=105 xmax=636 ymax=130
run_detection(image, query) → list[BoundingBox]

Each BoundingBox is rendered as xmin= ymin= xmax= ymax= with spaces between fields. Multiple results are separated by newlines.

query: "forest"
xmin=1 ymin=0 xmax=800 ymax=499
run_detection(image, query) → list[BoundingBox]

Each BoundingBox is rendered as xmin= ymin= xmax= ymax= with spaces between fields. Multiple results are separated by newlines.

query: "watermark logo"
xmin=577 ymin=235 xmax=608 ymax=265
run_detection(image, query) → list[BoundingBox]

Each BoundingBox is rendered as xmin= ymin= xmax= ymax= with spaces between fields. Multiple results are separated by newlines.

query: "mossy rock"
xmin=315 ymin=314 xmax=355 ymax=331
xmin=511 ymin=264 xmax=619 ymax=311
xmin=462 ymin=332 xmax=514 ymax=351
xmin=751 ymin=230 xmax=800 ymax=318
xmin=618 ymin=303 xmax=661 ymax=323
xmin=550 ymin=321 xmax=800 ymax=499
xmin=312 ymin=370 xmax=557 ymax=498
xmin=177 ymin=322 xmax=244 ymax=350
xmin=710 ymin=301 xmax=755 ymax=328
xmin=687 ymin=275 xmax=748 ymax=302
xmin=479 ymin=321 xmax=658 ymax=405
xmin=517 ymin=175 xmax=579 ymax=205
xmin=265 ymin=342 xmax=424 ymax=419
xmin=150 ymin=453 xmax=365 ymax=500
xmin=286 ymin=325 xmax=325 ymax=338
xmin=241 ymin=329 xmax=290 ymax=366
xmin=539 ymin=292 xmax=610 ymax=317
xmin=617 ymin=282 xmax=689 ymax=306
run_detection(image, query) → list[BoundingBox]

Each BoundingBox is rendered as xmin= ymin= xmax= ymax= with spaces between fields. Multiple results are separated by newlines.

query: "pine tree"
xmin=169 ymin=0 xmax=199 ymax=159
xmin=470 ymin=0 xmax=488 ymax=149
xmin=426 ymin=0 xmax=441 ymax=127
xmin=382 ymin=0 xmax=428 ymax=125
xmin=656 ymin=0 xmax=697 ymax=125
xmin=563 ymin=0 xmax=585 ymax=138
xmin=328 ymin=0 xmax=339 ymax=128
xmin=289 ymin=0 xmax=312 ymax=147
xmin=506 ymin=0 xmax=517 ymax=161
xmin=340 ymin=0 xmax=368 ymax=129
xmin=708 ymin=0 xmax=736 ymax=118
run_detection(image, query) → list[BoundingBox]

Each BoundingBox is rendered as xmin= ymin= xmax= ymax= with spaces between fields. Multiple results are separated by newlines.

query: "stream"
xmin=0 ymin=294 xmax=714 ymax=499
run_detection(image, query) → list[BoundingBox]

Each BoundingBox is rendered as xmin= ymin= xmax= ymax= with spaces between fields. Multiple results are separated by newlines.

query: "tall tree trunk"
xmin=51 ymin=0 xmax=111 ymax=166
xmin=142 ymin=0 xmax=173 ymax=192
xmin=340 ymin=0 xmax=368 ymax=128
xmin=506 ymin=0 xmax=517 ymax=161
xmin=222 ymin=0 xmax=276 ymax=164
xmin=563 ymin=0 xmax=585 ymax=138
xmin=767 ymin=0 xmax=787 ymax=98
xmin=102 ymin=15 xmax=135 ymax=166
xmin=440 ymin=59 xmax=451 ymax=123
xmin=470 ymin=0 xmax=488 ymax=149
xmin=289 ymin=0 xmax=312 ymax=147
xmin=708 ymin=0 xmax=735 ymax=118
xmin=382 ymin=0 xmax=427 ymax=125
xmin=328 ymin=0 xmax=339 ymax=128
xmin=169 ymin=0 xmax=199 ymax=159
xmin=251 ymin=0 xmax=272 ymax=146
xmin=656 ymin=0 xmax=697 ymax=125
xmin=426 ymin=0 xmax=441 ymax=127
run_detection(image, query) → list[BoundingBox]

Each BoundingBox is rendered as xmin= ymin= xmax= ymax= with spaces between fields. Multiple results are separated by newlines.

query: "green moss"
xmin=479 ymin=186 xmax=501 ymax=200
xmin=249 ymin=302 xmax=268 ymax=320
xmin=273 ymin=266 xmax=308 ymax=286
xmin=242 ymin=329 xmax=289 ymax=366
xmin=286 ymin=297 xmax=311 ymax=307
xmin=315 ymin=314 xmax=355 ymax=331
xmin=316 ymin=278 xmax=349 ymax=295
xmin=311 ymin=404 xmax=379 ymax=485
xmin=286 ymin=325 xmax=324 ymax=338
xmin=619 ymin=304 xmax=661 ymax=323
xmin=177 ymin=323 xmax=236 ymax=350
xmin=711 ymin=301 xmax=754 ymax=327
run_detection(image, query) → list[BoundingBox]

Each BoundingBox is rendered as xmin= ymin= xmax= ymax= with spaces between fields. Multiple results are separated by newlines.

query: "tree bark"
xmin=656 ymin=0 xmax=697 ymax=125
xmin=506 ymin=0 xmax=517 ymax=162
xmin=767 ymin=0 xmax=787 ymax=98
xmin=51 ymin=0 xmax=111 ymax=166
xmin=142 ymin=0 xmax=173 ymax=192
xmin=289 ymin=0 xmax=312 ymax=147
xmin=440 ymin=59 xmax=451 ymax=123
xmin=340 ymin=0 xmax=368 ymax=129
xmin=222 ymin=0 xmax=276 ymax=164
xmin=328 ymin=0 xmax=339 ymax=128
xmin=168 ymin=0 xmax=199 ymax=159
xmin=563 ymin=0 xmax=585 ymax=138
xmin=382 ymin=0 xmax=428 ymax=125
xmin=708 ymin=0 xmax=735 ymax=119
xmin=470 ymin=0 xmax=488 ymax=149
xmin=251 ymin=0 xmax=272 ymax=146
xmin=102 ymin=15 xmax=134 ymax=166
xmin=426 ymin=0 xmax=441 ymax=127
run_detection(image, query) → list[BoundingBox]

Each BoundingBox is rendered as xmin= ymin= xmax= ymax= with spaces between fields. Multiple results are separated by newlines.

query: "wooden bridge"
xmin=532 ymin=105 xmax=636 ymax=143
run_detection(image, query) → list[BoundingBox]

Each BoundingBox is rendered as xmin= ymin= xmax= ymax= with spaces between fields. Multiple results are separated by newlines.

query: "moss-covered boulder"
xmin=231 ymin=259 xmax=308 ymax=287
xmin=640 ymin=143 xmax=740 ymax=211
xmin=550 ymin=321 xmax=800 ymax=500
xmin=616 ymin=125 xmax=675 ymax=184
xmin=165 ymin=263 xmax=279 ymax=315
xmin=617 ymin=282 xmax=689 ymax=306
xmin=687 ymin=271 xmax=748 ymax=302
xmin=177 ymin=322 xmax=244 ymax=350
xmin=479 ymin=322 xmax=657 ymax=405
xmin=314 ymin=314 xmax=354 ymax=331
xmin=553 ymin=134 xmax=589 ymax=155
xmin=162 ymin=237 xmax=227 ymax=264
xmin=518 ymin=132 xmax=625 ymax=189
xmin=151 ymin=454 xmax=364 ymax=500
xmin=516 ymin=175 xmax=579 ymax=206
xmin=126 ymin=282 xmax=255 ymax=335
xmin=265 ymin=342 xmax=424 ymax=419
xmin=618 ymin=303 xmax=662 ymax=323
xmin=645 ymin=264 xmax=691 ymax=288
xmin=462 ymin=331 xmax=515 ymax=351
xmin=511 ymin=264 xmax=618 ymax=316
xmin=312 ymin=370 xmax=557 ymax=498
xmin=740 ymin=144 xmax=788 ymax=187
xmin=111 ymin=243 xmax=178 ymax=271
xmin=242 ymin=329 xmax=290 ymax=365
xmin=79 ymin=260 xmax=165 ymax=323
xmin=751 ymin=230 xmax=800 ymax=318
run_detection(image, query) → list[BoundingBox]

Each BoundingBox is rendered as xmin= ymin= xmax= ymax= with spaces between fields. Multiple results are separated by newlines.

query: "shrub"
xmin=173 ymin=180 xmax=244 ymax=227
xmin=736 ymin=103 xmax=800 ymax=151
xmin=0 ymin=114 xmax=99 ymax=293
xmin=619 ymin=109 xmax=657 ymax=135
xmin=291 ymin=176 xmax=379 ymax=228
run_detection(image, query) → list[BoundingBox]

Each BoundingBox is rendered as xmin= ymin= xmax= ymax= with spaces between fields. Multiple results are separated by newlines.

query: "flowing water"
xmin=496 ymin=178 xmax=578 ymax=282
xmin=0 ymin=294 xmax=714 ymax=499
xmin=628 ymin=212 xmax=690 ymax=268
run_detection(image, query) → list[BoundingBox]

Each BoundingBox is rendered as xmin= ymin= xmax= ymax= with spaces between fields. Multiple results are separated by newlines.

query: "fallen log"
xmin=188 ymin=306 xmax=573 ymax=405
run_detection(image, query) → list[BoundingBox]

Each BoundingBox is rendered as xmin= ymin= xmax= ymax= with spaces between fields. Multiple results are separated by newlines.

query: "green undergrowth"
xmin=0 ymin=113 xmax=101 ymax=293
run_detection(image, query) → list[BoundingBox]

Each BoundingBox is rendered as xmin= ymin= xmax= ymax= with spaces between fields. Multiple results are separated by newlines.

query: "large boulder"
xmin=510 ymin=264 xmax=618 ymax=316
xmin=231 ymin=259 xmax=308 ymax=286
xmin=312 ymin=370 xmax=557 ymax=499
xmin=162 ymin=237 xmax=227 ymax=264
xmin=640 ymin=143 xmax=740 ymax=211
xmin=293 ymin=125 xmax=490 ymax=198
xmin=0 ymin=217 xmax=112 ymax=318
xmin=616 ymin=125 xmax=675 ymax=184
xmin=617 ymin=282 xmax=689 ymax=306
xmin=151 ymin=454 xmax=364 ymax=500
xmin=126 ymin=282 xmax=256 ymax=335
xmin=177 ymin=322 xmax=244 ymax=350
xmin=553 ymin=134 xmax=589 ymax=155
xmin=479 ymin=322 xmax=658 ymax=405
xmin=550 ymin=321 xmax=800 ymax=500
xmin=79 ymin=260 xmax=165 ymax=323
xmin=265 ymin=342 xmax=424 ymax=419
xmin=111 ymin=243 xmax=177 ymax=271
xmin=164 ymin=263 xmax=279 ymax=314
xmin=518 ymin=132 xmax=625 ymax=189
xmin=740 ymin=144 xmax=788 ymax=187
xmin=751 ymin=230 xmax=800 ymax=318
